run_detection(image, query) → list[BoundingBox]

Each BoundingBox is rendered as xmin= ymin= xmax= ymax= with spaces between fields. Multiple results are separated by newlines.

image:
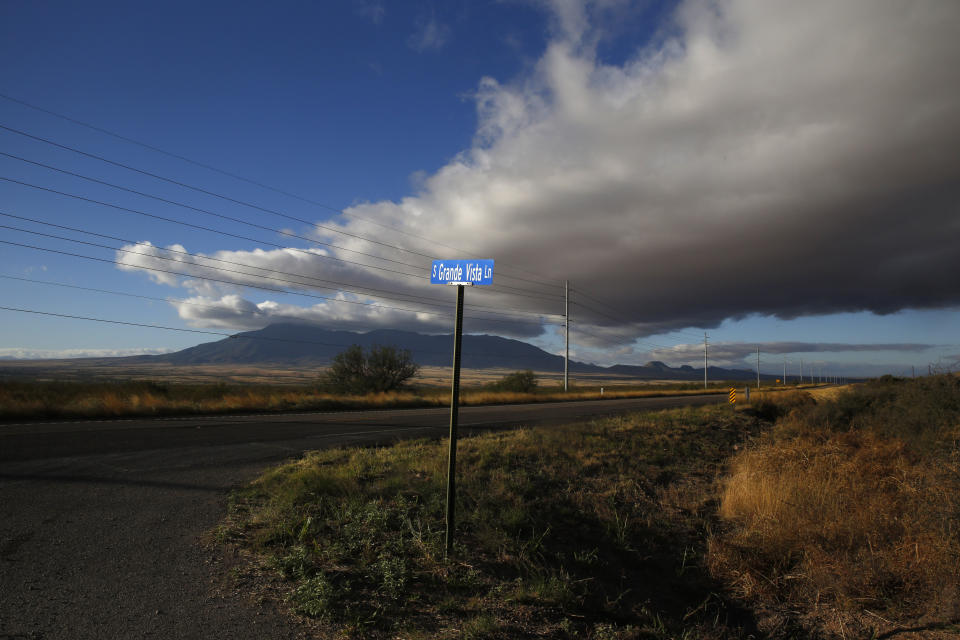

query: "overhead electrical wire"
xmin=569 ymin=300 xmax=705 ymax=350
xmin=568 ymin=303 xmax=685 ymax=351
xmin=570 ymin=287 xmax=709 ymax=342
xmin=0 ymin=222 xmax=558 ymax=323
xmin=0 ymin=149 xmax=434 ymax=271
xmin=0 ymin=237 xmax=555 ymax=329
xmin=0 ymin=305 xmax=276 ymax=339
xmin=568 ymin=321 xmax=684 ymax=355
xmin=0 ymin=181 xmax=690 ymax=356
xmin=0 ymin=92 xmax=564 ymax=289
xmin=0 ymin=169 xmax=562 ymax=305
xmin=0 ymin=98 xmax=707 ymax=361
xmin=0 ymin=277 xmax=548 ymax=364
xmin=0 ymin=211 xmax=558 ymax=319
xmin=0 ymin=122 xmax=565 ymax=294
xmin=0 ymin=174 xmax=418 ymax=278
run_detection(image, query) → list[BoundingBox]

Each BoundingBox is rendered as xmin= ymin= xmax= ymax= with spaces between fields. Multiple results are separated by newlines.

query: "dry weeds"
xmin=710 ymin=377 xmax=960 ymax=637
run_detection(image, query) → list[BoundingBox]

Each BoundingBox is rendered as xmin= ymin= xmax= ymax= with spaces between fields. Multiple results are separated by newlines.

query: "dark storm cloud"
xmin=118 ymin=1 xmax=960 ymax=345
xmin=648 ymin=341 xmax=937 ymax=367
xmin=339 ymin=0 xmax=960 ymax=344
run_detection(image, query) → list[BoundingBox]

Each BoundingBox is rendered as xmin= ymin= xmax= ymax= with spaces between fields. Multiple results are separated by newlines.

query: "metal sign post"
xmin=445 ymin=284 xmax=464 ymax=557
xmin=431 ymin=259 xmax=494 ymax=558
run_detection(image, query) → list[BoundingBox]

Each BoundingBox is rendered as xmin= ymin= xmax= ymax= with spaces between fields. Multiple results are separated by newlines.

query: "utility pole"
xmin=800 ymin=359 xmax=804 ymax=385
xmin=704 ymin=332 xmax=708 ymax=390
xmin=783 ymin=357 xmax=787 ymax=386
xmin=564 ymin=280 xmax=569 ymax=392
xmin=912 ymin=366 xmax=916 ymax=378
xmin=756 ymin=346 xmax=760 ymax=390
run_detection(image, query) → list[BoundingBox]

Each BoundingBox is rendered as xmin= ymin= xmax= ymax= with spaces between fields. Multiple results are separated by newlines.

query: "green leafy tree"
xmin=322 ymin=344 xmax=419 ymax=394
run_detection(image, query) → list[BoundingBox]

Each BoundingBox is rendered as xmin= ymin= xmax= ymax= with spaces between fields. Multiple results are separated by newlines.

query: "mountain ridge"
xmin=124 ymin=322 xmax=773 ymax=381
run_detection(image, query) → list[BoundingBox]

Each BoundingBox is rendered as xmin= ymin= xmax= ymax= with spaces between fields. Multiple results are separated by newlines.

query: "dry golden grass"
xmin=0 ymin=374 xmax=743 ymax=421
xmin=2 ymin=360 xmax=697 ymax=388
xmin=710 ymin=379 xmax=960 ymax=636
xmin=805 ymin=384 xmax=855 ymax=402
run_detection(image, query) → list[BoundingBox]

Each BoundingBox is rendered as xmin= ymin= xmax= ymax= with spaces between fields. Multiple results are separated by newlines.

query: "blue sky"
xmin=1 ymin=0 xmax=958 ymax=377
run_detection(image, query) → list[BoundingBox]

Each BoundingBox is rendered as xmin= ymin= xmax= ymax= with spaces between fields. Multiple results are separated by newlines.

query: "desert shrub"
xmin=486 ymin=369 xmax=538 ymax=393
xmin=743 ymin=390 xmax=815 ymax=422
xmin=779 ymin=374 xmax=960 ymax=451
xmin=320 ymin=344 xmax=419 ymax=394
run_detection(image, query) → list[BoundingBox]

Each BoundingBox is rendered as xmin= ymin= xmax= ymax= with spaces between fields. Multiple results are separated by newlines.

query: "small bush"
xmin=486 ymin=369 xmax=538 ymax=393
xmin=320 ymin=344 xmax=419 ymax=394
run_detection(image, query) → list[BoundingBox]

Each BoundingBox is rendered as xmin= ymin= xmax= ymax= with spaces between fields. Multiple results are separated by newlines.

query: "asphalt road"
xmin=0 ymin=394 xmax=722 ymax=639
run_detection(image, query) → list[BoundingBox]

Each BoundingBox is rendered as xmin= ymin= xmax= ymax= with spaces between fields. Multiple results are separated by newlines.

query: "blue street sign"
xmin=430 ymin=259 xmax=494 ymax=285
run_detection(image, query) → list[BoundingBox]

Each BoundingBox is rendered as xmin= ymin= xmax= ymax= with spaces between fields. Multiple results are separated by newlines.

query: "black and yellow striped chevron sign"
xmin=728 ymin=388 xmax=737 ymax=404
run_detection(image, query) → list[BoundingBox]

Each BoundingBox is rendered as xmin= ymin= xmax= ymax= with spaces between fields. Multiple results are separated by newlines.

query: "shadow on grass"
xmin=219 ymin=406 xmax=776 ymax=638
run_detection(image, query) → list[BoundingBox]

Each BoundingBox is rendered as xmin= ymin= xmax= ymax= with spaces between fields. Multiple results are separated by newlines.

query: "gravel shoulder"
xmin=1 ymin=444 xmax=305 ymax=639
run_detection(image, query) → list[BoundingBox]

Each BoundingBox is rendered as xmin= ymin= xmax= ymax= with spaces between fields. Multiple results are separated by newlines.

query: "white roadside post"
xmin=431 ymin=259 xmax=494 ymax=558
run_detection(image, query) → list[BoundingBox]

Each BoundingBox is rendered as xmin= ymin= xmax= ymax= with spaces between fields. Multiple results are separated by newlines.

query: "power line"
xmin=0 ymin=278 xmax=552 ymax=364
xmin=0 ymin=92 xmax=564 ymax=289
xmin=0 ymin=171 xmax=563 ymax=306
xmin=567 ymin=305 xmax=679 ymax=352
xmin=570 ymin=287 xmax=707 ymax=341
xmin=0 ymin=237 xmax=555 ymax=328
xmin=566 ymin=324 xmax=682 ymax=358
xmin=0 ymin=174 xmax=425 ymax=278
xmin=0 ymin=212 xmax=433 ymax=306
xmin=0 ymin=305 xmax=254 ymax=339
xmin=0 ymin=121 xmax=564 ymax=294
xmin=0 ymin=273 xmax=278 ymax=315
xmin=0 ymin=149 xmax=433 ymax=271
xmin=0 ymin=211 xmax=557 ymax=319
xmin=0 ymin=123 xmax=436 ymax=263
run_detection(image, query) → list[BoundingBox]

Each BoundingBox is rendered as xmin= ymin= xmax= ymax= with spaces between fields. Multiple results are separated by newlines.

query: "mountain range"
xmin=127 ymin=323 xmax=772 ymax=381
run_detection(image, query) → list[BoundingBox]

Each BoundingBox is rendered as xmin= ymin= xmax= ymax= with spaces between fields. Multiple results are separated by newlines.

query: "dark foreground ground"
xmin=0 ymin=395 xmax=721 ymax=639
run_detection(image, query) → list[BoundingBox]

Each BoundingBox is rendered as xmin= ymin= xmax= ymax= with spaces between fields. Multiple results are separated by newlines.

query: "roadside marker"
xmin=728 ymin=388 xmax=736 ymax=404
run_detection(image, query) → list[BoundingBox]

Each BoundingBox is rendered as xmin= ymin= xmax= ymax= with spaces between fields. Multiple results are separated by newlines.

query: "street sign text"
xmin=431 ymin=259 xmax=494 ymax=286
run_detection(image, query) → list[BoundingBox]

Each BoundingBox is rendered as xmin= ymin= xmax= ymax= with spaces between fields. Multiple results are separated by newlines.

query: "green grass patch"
xmin=218 ymin=405 xmax=768 ymax=638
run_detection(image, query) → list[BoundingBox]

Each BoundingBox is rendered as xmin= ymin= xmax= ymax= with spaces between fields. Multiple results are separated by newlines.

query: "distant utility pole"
xmin=756 ymin=346 xmax=761 ymax=390
xmin=783 ymin=357 xmax=787 ymax=386
xmin=800 ymin=359 xmax=804 ymax=385
xmin=912 ymin=366 xmax=916 ymax=378
xmin=704 ymin=332 xmax=708 ymax=389
xmin=564 ymin=280 xmax=569 ymax=392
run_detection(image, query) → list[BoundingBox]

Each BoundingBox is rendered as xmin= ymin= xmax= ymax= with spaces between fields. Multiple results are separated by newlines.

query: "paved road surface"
xmin=0 ymin=394 xmax=722 ymax=639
